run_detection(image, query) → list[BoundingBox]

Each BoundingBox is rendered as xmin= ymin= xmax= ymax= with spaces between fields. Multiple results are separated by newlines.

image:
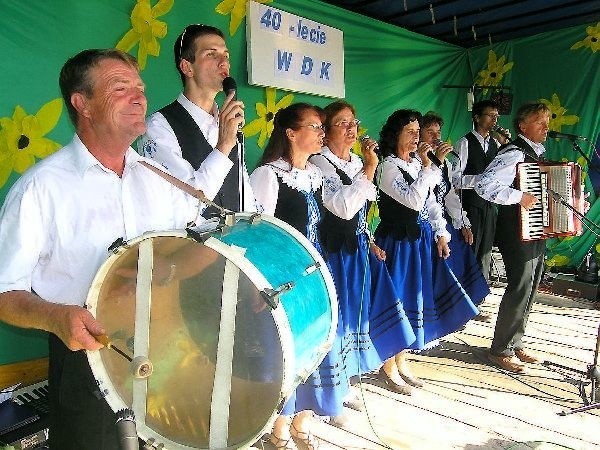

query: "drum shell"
xmin=86 ymin=213 xmax=337 ymax=449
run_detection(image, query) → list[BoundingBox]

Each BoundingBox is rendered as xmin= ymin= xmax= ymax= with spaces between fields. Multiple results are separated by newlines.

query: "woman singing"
xmin=374 ymin=109 xmax=479 ymax=391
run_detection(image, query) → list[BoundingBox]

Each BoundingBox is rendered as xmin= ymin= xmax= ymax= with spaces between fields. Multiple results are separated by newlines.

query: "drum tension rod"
xmin=260 ymin=282 xmax=294 ymax=309
xmin=97 ymin=335 xmax=133 ymax=362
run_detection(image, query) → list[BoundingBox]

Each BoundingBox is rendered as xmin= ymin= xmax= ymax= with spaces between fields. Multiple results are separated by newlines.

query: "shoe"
xmin=291 ymin=423 xmax=319 ymax=450
xmin=328 ymin=413 xmax=349 ymax=428
xmin=397 ymin=363 xmax=425 ymax=388
xmin=343 ymin=392 xmax=364 ymax=412
xmin=488 ymin=353 xmax=525 ymax=373
xmin=378 ymin=368 xmax=413 ymax=395
xmin=268 ymin=433 xmax=298 ymax=449
xmin=398 ymin=370 xmax=425 ymax=388
xmin=514 ymin=348 xmax=541 ymax=364
xmin=474 ymin=312 xmax=492 ymax=322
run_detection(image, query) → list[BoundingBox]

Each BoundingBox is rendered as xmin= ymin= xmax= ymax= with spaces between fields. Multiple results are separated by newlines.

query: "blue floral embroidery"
xmin=303 ymin=190 xmax=321 ymax=245
xmin=142 ymin=139 xmax=157 ymax=158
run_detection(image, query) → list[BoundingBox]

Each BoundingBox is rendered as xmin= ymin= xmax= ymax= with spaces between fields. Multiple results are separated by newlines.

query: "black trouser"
xmin=491 ymin=206 xmax=545 ymax=357
xmin=48 ymin=334 xmax=124 ymax=450
xmin=464 ymin=202 xmax=497 ymax=283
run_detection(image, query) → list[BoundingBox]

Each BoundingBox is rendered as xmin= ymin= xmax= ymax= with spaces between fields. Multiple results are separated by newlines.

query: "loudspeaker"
xmin=551 ymin=273 xmax=600 ymax=301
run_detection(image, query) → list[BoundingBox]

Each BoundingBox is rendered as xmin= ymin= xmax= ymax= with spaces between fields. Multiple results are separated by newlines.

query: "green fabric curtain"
xmin=0 ymin=0 xmax=597 ymax=364
xmin=468 ymin=25 xmax=600 ymax=270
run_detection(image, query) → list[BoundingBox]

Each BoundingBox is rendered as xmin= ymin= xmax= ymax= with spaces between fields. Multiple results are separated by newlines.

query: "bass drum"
xmin=86 ymin=213 xmax=337 ymax=449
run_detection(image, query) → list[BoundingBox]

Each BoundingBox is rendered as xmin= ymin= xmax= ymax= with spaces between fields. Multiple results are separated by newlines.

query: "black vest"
xmin=433 ymin=163 xmax=452 ymax=222
xmin=462 ymin=132 xmax=498 ymax=210
xmin=375 ymin=168 xmax=421 ymax=241
xmin=272 ymin=172 xmax=323 ymax=240
xmin=159 ymin=101 xmax=240 ymax=218
xmin=317 ymin=156 xmax=365 ymax=254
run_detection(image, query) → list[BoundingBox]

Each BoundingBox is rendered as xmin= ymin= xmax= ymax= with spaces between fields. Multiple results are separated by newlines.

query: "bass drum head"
xmin=87 ymin=233 xmax=284 ymax=449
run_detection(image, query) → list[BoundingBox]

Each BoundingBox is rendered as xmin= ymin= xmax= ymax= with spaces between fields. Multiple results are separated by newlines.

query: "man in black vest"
xmin=139 ymin=24 xmax=255 ymax=217
xmin=474 ymin=102 xmax=550 ymax=373
xmin=453 ymin=100 xmax=511 ymax=322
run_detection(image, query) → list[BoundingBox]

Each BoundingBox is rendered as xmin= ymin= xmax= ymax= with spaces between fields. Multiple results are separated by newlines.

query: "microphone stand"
xmin=237 ymin=129 xmax=245 ymax=212
xmin=572 ymin=140 xmax=600 ymax=174
xmin=543 ymin=189 xmax=600 ymax=414
xmin=555 ymin=322 xmax=600 ymax=415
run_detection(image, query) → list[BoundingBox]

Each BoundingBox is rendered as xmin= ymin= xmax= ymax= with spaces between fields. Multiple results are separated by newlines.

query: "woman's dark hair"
xmin=59 ymin=48 xmax=138 ymax=126
xmin=259 ymin=103 xmax=321 ymax=166
xmin=174 ymin=24 xmax=225 ymax=85
xmin=379 ymin=109 xmax=422 ymax=158
xmin=322 ymin=100 xmax=356 ymax=132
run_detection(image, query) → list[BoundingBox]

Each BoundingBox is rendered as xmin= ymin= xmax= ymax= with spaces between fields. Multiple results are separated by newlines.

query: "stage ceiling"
xmin=320 ymin=0 xmax=600 ymax=47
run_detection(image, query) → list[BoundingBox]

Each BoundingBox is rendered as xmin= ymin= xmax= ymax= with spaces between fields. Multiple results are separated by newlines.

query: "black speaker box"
xmin=551 ymin=274 xmax=599 ymax=301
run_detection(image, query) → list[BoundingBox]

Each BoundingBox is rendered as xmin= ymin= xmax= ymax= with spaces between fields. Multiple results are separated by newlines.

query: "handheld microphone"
xmin=359 ymin=135 xmax=379 ymax=153
xmin=432 ymin=139 xmax=459 ymax=159
xmin=222 ymin=76 xmax=244 ymax=143
xmin=116 ymin=408 xmax=138 ymax=450
xmin=548 ymin=130 xmax=589 ymax=142
xmin=222 ymin=76 xmax=237 ymax=99
xmin=492 ymin=125 xmax=511 ymax=141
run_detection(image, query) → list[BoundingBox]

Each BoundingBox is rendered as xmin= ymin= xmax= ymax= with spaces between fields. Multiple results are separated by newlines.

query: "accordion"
xmin=516 ymin=161 xmax=584 ymax=241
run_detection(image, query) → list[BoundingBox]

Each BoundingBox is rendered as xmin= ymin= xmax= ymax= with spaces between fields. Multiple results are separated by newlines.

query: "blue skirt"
xmin=445 ymin=224 xmax=490 ymax=305
xmin=282 ymin=236 xmax=415 ymax=416
xmin=375 ymin=220 xmax=478 ymax=349
xmin=281 ymin=241 xmax=348 ymax=417
xmin=326 ymin=234 xmax=415 ymax=378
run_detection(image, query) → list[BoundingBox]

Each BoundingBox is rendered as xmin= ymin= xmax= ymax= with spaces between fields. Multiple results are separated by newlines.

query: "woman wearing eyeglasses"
xmin=309 ymin=101 xmax=416 ymax=406
xmin=373 ymin=109 xmax=479 ymax=392
xmin=249 ymin=103 xmax=339 ymax=450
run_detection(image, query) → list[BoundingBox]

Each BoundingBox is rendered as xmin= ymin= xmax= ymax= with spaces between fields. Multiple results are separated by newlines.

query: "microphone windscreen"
xmin=547 ymin=130 xmax=558 ymax=139
xmin=222 ymin=76 xmax=237 ymax=95
xmin=116 ymin=408 xmax=138 ymax=450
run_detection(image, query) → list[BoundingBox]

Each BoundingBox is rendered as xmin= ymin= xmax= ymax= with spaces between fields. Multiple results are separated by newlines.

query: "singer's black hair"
xmin=379 ymin=109 xmax=422 ymax=158
xmin=59 ymin=49 xmax=138 ymax=127
xmin=259 ymin=103 xmax=322 ymax=166
xmin=513 ymin=102 xmax=550 ymax=135
xmin=174 ymin=24 xmax=225 ymax=85
xmin=471 ymin=99 xmax=499 ymax=126
xmin=422 ymin=111 xmax=444 ymax=128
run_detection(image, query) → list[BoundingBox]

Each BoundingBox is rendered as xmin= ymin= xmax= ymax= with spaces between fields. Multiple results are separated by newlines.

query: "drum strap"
xmin=139 ymin=161 xmax=231 ymax=217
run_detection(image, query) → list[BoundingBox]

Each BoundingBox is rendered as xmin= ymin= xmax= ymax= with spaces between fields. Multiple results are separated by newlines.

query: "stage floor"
xmin=262 ymin=285 xmax=600 ymax=450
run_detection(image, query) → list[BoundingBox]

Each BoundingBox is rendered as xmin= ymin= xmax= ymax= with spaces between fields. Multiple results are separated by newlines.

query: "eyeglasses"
xmin=178 ymin=24 xmax=206 ymax=61
xmin=300 ymin=123 xmax=325 ymax=131
xmin=332 ymin=119 xmax=361 ymax=129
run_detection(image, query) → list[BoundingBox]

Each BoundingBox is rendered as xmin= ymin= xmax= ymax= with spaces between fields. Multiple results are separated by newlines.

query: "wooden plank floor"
xmin=263 ymin=285 xmax=600 ymax=450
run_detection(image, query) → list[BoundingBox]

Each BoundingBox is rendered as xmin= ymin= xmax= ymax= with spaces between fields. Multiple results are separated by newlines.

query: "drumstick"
xmin=96 ymin=334 xmax=133 ymax=362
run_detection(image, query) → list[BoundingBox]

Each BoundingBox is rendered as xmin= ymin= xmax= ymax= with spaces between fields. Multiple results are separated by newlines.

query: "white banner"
xmin=246 ymin=1 xmax=345 ymax=98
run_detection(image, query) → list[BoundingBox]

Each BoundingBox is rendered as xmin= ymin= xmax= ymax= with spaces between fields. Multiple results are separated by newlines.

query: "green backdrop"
xmin=0 ymin=0 xmax=598 ymax=365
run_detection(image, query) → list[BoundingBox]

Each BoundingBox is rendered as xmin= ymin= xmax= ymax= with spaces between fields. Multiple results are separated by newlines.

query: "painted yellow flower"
xmin=116 ymin=0 xmax=173 ymax=70
xmin=545 ymin=254 xmax=570 ymax=268
xmin=540 ymin=93 xmax=579 ymax=133
xmin=350 ymin=126 xmax=368 ymax=157
xmin=243 ymin=87 xmax=294 ymax=148
xmin=0 ymin=99 xmax=63 ymax=187
xmin=474 ymin=50 xmax=514 ymax=93
xmin=215 ymin=0 xmax=273 ymax=36
xmin=571 ymin=22 xmax=600 ymax=53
